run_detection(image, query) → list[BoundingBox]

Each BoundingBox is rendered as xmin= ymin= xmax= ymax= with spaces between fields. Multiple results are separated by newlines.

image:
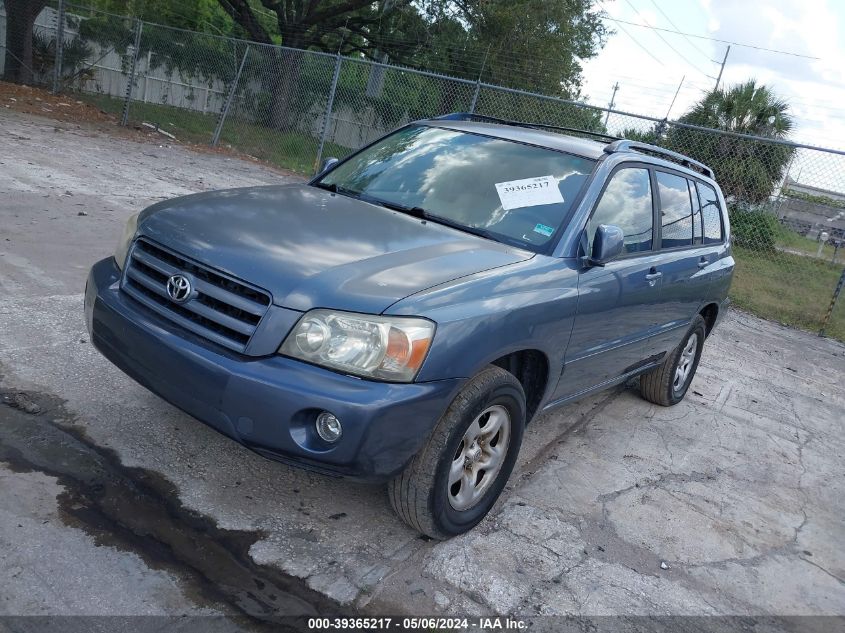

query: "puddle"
xmin=0 ymin=387 xmax=342 ymax=627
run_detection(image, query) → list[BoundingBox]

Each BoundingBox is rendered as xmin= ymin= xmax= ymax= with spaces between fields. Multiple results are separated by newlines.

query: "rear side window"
xmin=588 ymin=167 xmax=653 ymax=254
xmin=656 ymin=171 xmax=694 ymax=249
xmin=689 ymin=180 xmax=703 ymax=245
xmin=697 ymin=182 xmax=724 ymax=244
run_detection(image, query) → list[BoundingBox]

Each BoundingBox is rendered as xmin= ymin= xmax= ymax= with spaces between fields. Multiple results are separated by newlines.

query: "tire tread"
xmin=387 ymin=366 xmax=523 ymax=539
xmin=640 ymin=315 xmax=706 ymax=407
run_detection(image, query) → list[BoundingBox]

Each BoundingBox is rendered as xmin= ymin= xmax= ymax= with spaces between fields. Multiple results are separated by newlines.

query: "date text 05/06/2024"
xmin=306 ymin=617 xmax=528 ymax=630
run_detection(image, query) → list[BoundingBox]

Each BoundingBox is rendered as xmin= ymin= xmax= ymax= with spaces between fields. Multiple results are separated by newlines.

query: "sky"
xmin=580 ymin=0 xmax=845 ymax=155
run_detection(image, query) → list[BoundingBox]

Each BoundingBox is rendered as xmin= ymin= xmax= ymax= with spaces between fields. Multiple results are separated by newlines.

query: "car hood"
xmin=137 ymin=184 xmax=534 ymax=313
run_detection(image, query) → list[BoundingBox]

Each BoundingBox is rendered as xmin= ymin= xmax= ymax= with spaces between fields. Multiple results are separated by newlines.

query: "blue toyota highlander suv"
xmin=85 ymin=114 xmax=733 ymax=538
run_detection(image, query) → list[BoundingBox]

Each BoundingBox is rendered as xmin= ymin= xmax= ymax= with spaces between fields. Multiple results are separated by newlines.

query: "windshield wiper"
xmin=424 ymin=213 xmax=498 ymax=242
xmin=371 ymin=198 xmax=497 ymax=241
xmin=367 ymin=197 xmax=427 ymax=219
xmin=312 ymin=181 xmax=361 ymax=198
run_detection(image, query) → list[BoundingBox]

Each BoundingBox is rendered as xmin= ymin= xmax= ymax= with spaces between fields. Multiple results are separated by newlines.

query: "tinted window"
xmin=319 ymin=125 xmax=595 ymax=251
xmin=690 ymin=180 xmax=703 ymax=245
xmin=656 ymin=171 xmax=694 ymax=248
xmin=588 ymin=167 xmax=653 ymax=254
xmin=697 ymin=182 xmax=724 ymax=243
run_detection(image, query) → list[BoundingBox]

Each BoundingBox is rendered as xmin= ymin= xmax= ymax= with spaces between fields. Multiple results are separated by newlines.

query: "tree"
xmin=419 ymin=0 xmax=608 ymax=98
xmin=3 ymin=0 xmax=48 ymax=84
xmin=664 ymin=80 xmax=794 ymax=204
xmin=216 ymin=0 xmax=416 ymax=54
xmin=213 ymin=0 xmax=607 ymax=132
xmin=212 ymin=1 xmax=423 ymax=129
xmin=679 ymin=79 xmax=793 ymax=137
xmin=87 ymin=0 xmax=233 ymax=33
xmin=618 ymin=126 xmax=660 ymax=144
xmin=216 ymin=1 xmax=607 ymax=97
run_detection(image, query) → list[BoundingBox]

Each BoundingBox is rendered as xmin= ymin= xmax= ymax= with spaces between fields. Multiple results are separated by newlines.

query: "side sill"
xmin=542 ymin=361 xmax=662 ymax=411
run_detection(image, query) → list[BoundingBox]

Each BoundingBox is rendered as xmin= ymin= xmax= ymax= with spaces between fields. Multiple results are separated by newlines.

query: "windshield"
xmin=316 ymin=125 xmax=596 ymax=250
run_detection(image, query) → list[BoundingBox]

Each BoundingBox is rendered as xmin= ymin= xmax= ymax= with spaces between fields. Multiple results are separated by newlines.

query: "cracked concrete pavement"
xmin=1 ymin=110 xmax=844 ymax=618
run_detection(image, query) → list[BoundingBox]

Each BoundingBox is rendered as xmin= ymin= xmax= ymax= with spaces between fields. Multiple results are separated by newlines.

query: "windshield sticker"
xmin=494 ymin=175 xmax=564 ymax=210
xmin=533 ymin=223 xmax=555 ymax=237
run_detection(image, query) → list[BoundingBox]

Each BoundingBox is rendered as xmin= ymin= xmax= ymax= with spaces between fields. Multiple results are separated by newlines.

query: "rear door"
xmin=555 ymin=165 xmax=663 ymax=400
xmin=646 ymin=170 xmax=726 ymax=356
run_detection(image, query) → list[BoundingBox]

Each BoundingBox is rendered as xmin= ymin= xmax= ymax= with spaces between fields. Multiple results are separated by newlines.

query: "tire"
xmin=640 ymin=315 xmax=706 ymax=407
xmin=388 ymin=365 xmax=526 ymax=539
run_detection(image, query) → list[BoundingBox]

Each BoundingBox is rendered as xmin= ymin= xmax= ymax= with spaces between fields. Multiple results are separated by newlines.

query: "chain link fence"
xmin=3 ymin=0 xmax=845 ymax=342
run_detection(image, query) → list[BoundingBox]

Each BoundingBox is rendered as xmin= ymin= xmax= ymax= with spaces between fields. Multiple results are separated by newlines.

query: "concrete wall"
xmin=784 ymin=177 xmax=845 ymax=202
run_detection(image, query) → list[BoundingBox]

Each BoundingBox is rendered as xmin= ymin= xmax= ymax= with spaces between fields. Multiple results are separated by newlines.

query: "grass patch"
xmin=775 ymin=226 xmax=842 ymax=260
xmin=77 ymin=92 xmax=350 ymax=174
xmin=731 ymin=246 xmax=845 ymax=341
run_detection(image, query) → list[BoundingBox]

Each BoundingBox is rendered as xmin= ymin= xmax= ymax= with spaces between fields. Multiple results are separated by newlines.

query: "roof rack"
xmin=604 ymin=139 xmax=715 ymax=179
xmin=433 ymin=112 xmax=621 ymax=143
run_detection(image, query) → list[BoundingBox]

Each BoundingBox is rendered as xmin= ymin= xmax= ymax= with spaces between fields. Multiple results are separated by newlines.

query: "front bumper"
xmin=85 ymin=257 xmax=464 ymax=481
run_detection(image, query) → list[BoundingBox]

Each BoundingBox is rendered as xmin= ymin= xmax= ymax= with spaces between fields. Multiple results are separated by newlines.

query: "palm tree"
xmin=665 ymin=80 xmax=794 ymax=204
xmin=681 ymin=80 xmax=793 ymax=138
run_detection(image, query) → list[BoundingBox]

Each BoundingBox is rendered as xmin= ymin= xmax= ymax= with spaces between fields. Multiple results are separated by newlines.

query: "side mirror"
xmin=589 ymin=224 xmax=624 ymax=266
xmin=319 ymin=157 xmax=339 ymax=175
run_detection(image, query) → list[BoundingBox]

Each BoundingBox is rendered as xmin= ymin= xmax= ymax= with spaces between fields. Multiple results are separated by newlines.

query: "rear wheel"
xmin=640 ymin=315 xmax=706 ymax=406
xmin=388 ymin=366 xmax=525 ymax=539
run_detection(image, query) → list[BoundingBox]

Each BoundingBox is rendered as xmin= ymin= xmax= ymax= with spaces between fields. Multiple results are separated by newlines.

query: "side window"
xmin=656 ymin=171 xmax=694 ymax=249
xmin=690 ymin=180 xmax=703 ymax=245
xmin=588 ymin=167 xmax=654 ymax=255
xmin=697 ymin=182 xmax=724 ymax=244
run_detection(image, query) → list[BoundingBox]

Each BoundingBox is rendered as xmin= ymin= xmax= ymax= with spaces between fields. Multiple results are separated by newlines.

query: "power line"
xmin=589 ymin=75 xmax=708 ymax=93
xmin=621 ymin=0 xmax=717 ymax=79
xmin=591 ymin=72 xmax=712 ymax=91
xmin=601 ymin=15 xmax=820 ymax=60
xmin=647 ymin=0 xmax=714 ymax=62
xmin=598 ymin=2 xmax=666 ymax=68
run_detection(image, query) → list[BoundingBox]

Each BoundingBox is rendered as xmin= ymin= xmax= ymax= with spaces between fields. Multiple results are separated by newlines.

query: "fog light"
xmin=315 ymin=411 xmax=342 ymax=443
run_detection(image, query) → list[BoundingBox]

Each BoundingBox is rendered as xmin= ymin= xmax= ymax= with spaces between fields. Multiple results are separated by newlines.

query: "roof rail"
xmin=433 ymin=112 xmax=621 ymax=143
xmin=604 ymin=139 xmax=715 ymax=179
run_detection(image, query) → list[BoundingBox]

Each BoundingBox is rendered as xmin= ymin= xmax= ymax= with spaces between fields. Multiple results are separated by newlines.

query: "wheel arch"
xmin=488 ymin=349 xmax=551 ymax=423
xmin=699 ymin=302 xmax=719 ymax=337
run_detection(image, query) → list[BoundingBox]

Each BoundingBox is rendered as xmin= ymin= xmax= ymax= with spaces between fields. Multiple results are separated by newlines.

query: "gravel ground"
xmin=1 ymin=109 xmax=843 ymax=622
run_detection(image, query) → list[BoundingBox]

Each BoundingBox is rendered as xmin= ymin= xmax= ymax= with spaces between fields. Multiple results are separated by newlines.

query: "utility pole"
xmin=52 ymin=0 xmax=66 ymax=94
xmin=603 ymin=82 xmax=619 ymax=126
xmin=714 ymin=45 xmax=730 ymax=91
xmin=666 ymin=75 xmax=684 ymax=119
xmin=477 ymin=44 xmax=492 ymax=83
xmin=470 ymin=44 xmax=492 ymax=113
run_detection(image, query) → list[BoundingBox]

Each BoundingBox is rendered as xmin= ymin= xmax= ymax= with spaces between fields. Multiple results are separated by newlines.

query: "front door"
xmin=555 ymin=165 xmax=662 ymax=400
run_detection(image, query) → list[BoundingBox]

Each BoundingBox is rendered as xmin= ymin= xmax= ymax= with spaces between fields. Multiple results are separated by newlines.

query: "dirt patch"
xmin=1 ymin=81 xmax=116 ymax=123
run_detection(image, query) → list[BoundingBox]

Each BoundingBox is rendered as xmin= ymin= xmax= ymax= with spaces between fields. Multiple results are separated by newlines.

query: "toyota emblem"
xmin=166 ymin=274 xmax=192 ymax=303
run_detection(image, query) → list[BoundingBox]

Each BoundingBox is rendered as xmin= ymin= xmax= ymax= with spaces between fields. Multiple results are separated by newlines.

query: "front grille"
xmin=121 ymin=238 xmax=272 ymax=353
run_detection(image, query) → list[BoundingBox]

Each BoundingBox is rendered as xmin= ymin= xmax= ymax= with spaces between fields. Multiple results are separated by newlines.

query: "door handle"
xmin=697 ymin=257 xmax=709 ymax=269
xmin=645 ymin=270 xmax=662 ymax=286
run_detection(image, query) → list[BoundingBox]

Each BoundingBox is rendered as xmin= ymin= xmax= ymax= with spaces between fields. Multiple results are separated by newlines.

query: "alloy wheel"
xmin=673 ymin=333 xmax=698 ymax=393
xmin=447 ymin=405 xmax=511 ymax=511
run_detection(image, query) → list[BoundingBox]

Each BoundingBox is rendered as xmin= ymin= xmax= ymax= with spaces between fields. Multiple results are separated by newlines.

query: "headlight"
xmin=114 ymin=212 xmax=140 ymax=270
xmin=279 ymin=310 xmax=435 ymax=382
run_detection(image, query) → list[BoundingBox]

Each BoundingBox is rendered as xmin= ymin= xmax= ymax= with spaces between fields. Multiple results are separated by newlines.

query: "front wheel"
xmin=640 ymin=315 xmax=706 ymax=406
xmin=388 ymin=366 xmax=526 ymax=539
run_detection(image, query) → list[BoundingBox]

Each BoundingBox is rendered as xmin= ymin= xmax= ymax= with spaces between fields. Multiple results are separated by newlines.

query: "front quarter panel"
xmin=387 ymin=257 xmax=580 ymax=403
